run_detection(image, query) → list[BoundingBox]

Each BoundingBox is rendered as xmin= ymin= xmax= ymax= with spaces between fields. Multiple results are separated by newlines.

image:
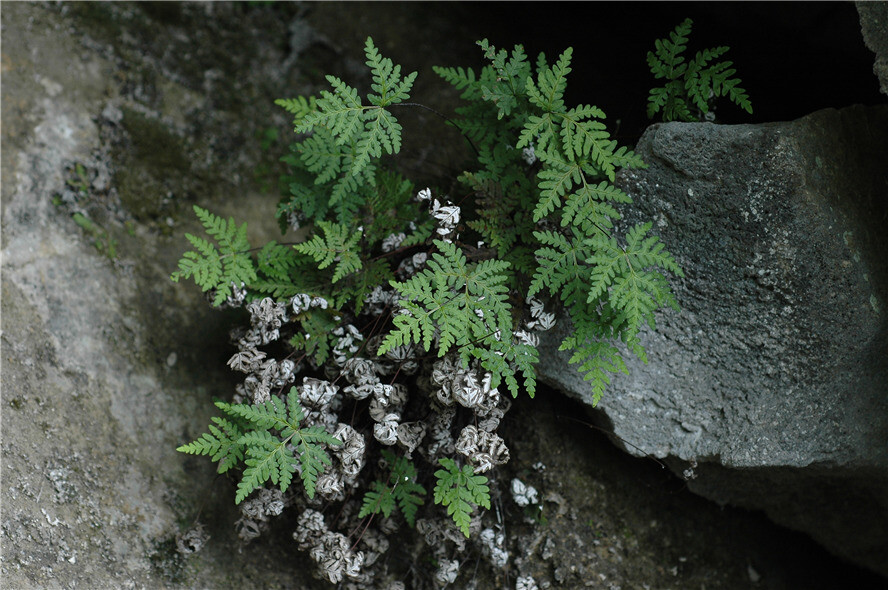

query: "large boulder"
xmin=858 ymin=1 xmax=888 ymax=97
xmin=539 ymin=105 xmax=888 ymax=576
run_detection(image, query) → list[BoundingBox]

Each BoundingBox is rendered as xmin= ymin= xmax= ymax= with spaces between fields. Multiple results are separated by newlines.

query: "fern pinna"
xmin=434 ymin=458 xmax=491 ymax=538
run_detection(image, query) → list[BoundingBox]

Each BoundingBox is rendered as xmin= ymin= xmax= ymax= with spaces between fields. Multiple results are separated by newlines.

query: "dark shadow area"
xmin=502 ymin=387 xmax=888 ymax=588
xmin=470 ymin=2 xmax=885 ymax=141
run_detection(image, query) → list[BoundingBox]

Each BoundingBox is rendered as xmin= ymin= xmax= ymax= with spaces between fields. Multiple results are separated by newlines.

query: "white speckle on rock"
xmin=747 ymin=564 xmax=761 ymax=583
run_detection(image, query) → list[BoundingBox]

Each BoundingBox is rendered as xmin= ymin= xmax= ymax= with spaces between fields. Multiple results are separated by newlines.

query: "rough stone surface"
xmin=538 ymin=106 xmax=888 ymax=576
xmin=1 ymin=3 xmax=321 ymax=588
xmin=858 ymin=1 xmax=888 ymax=97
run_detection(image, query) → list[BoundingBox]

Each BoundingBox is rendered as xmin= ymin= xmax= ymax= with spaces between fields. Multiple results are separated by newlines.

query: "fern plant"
xmin=178 ymin=387 xmax=341 ymax=502
xmin=647 ymin=18 xmax=752 ymax=122
xmin=174 ymin=32 xmax=689 ymax=586
xmin=359 ymin=450 xmax=426 ymax=527
xmin=435 ymin=38 xmax=683 ymax=403
xmin=433 ymin=458 xmax=491 ymax=538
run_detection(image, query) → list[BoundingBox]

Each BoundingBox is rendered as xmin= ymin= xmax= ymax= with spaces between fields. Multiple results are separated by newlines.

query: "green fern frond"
xmin=237 ymin=429 xmax=299 ymax=503
xmin=294 ymin=38 xmax=413 ymax=183
xmin=647 ymin=18 xmax=752 ymax=121
xmin=182 ymin=388 xmax=341 ymax=503
xmin=170 ymin=206 xmax=257 ymax=306
xmin=177 ymin=416 xmax=245 ymax=474
xmin=380 ymin=240 xmax=513 ymax=360
xmin=433 ymin=458 xmax=491 ymax=538
xmin=359 ymin=450 xmax=425 ymax=527
xmin=295 ymin=221 xmax=363 ymax=282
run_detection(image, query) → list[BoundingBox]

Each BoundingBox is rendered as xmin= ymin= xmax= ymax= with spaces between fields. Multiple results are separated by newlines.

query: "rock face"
xmin=858 ymin=1 xmax=888 ymax=97
xmin=539 ymin=106 xmax=888 ymax=576
xmin=0 ymin=3 xmax=325 ymax=588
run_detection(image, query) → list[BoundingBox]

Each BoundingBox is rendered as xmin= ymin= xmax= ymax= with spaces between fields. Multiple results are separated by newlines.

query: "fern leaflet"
xmin=177 ymin=416 xmax=245 ymax=474
xmin=647 ymin=18 xmax=752 ymax=121
xmin=528 ymin=228 xmax=593 ymax=306
xmin=380 ymin=240 xmax=512 ymax=359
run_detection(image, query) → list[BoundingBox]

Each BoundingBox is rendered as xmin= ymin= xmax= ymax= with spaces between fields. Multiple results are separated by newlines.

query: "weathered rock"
xmin=858 ymin=1 xmax=888 ymax=97
xmin=0 ymin=3 xmax=325 ymax=587
xmin=538 ymin=106 xmax=888 ymax=576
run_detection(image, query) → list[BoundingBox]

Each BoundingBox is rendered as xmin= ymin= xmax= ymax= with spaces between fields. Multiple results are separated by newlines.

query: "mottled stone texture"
xmin=539 ymin=106 xmax=888 ymax=576
xmin=858 ymin=1 xmax=888 ymax=97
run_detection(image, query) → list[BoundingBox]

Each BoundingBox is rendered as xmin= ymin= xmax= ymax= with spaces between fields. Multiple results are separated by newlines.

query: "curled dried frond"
xmin=510 ymin=478 xmax=539 ymax=507
xmin=455 ymin=425 xmax=510 ymax=473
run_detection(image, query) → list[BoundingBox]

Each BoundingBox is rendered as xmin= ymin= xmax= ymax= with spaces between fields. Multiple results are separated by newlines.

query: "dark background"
xmin=469 ymin=1 xmax=884 ymax=141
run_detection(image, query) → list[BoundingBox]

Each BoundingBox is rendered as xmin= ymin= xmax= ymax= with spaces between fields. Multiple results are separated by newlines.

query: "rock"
xmin=538 ymin=106 xmax=888 ymax=576
xmin=857 ymin=1 xmax=888 ymax=97
xmin=0 ymin=3 xmax=322 ymax=587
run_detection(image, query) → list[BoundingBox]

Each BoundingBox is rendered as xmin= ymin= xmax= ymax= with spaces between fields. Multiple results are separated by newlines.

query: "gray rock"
xmin=0 ymin=3 xmax=321 ymax=587
xmin=538 ymin=106 xmax=888 ymax=576
xmin=858 ymin=1 xmax=888 ymax=97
